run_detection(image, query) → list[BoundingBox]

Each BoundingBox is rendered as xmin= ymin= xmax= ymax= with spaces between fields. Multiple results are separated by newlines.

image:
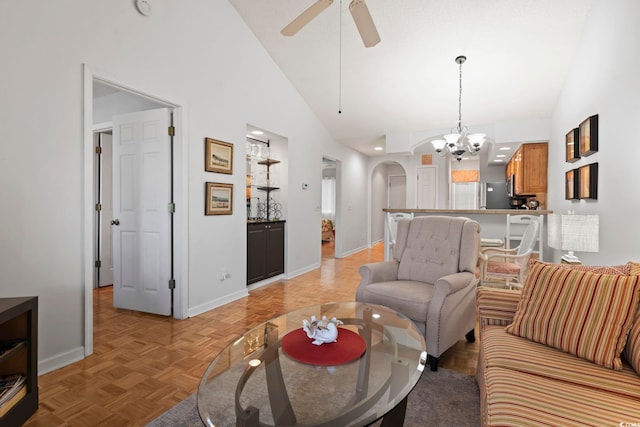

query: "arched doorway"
xmin=370 ymin=161 xmax=407 ymax=245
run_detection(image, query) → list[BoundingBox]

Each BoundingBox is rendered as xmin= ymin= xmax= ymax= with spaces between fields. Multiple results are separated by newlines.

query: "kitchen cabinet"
xmin=0 ymin=297 xmax=38 ymax=427
xmin=506 ymin=142 xmax=547 ymax=196
xmin=247 ymin=221 xmax=285 ymax=285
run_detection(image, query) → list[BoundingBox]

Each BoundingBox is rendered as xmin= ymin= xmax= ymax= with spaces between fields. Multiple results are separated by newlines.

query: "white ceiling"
xmin=229 ymin=0 xmax=593 ymax=165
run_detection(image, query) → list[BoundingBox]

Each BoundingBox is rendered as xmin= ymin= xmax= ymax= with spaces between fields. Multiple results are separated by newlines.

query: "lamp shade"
xmin=548 ymin=214 xmax=599 ymax=253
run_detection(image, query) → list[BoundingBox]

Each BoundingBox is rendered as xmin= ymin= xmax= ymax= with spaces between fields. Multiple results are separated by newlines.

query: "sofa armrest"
xmin=358 ymin=261 xmax=399 ymax=286
xmin=476 ymin=287 xmax=521 ymax=329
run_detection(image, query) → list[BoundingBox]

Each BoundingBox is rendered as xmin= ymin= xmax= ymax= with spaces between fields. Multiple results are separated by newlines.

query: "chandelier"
xmin=431 ymin=55 xmax=485 ymax=162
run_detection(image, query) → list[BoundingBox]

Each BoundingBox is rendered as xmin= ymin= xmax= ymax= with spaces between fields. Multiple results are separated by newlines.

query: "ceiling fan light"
xmin=349 ymin=0 xmax=381 ymax=47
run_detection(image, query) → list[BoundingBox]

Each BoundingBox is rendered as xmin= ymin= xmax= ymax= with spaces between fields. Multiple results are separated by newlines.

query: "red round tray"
xmin=281 ymin=328 xmax=366 ymax=366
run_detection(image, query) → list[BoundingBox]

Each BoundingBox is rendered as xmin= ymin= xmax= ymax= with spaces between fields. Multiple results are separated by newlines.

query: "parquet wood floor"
xmin=25 ymin=241 xmax=479 ymax=426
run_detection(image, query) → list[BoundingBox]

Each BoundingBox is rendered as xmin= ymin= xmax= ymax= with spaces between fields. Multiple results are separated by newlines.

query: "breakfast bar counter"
xmin=382 ymin=208 xmax=554 ymax=261
xmin=383 ymin=209 xmax=553 ymax=215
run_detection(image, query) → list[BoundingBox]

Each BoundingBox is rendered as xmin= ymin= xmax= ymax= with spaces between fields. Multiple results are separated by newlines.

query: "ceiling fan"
xmin=280 ymin=0 xmax=381 ymax=48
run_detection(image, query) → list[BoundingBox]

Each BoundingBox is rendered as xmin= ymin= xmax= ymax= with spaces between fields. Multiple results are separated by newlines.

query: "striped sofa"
xmin=476 ymin=261 xmax=640 ymax=426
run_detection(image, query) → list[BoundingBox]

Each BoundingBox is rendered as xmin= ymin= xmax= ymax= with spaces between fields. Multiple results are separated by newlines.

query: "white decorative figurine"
xmin=302 ymin=315 xmax=343 ymax=345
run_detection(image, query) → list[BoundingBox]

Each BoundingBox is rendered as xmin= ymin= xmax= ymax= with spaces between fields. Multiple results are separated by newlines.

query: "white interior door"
xmin=388 ymin=175 xmax=406 ymax=208
xmin=99 ymin=133 xmax=114 ymax=287
xmin=416 ymin=166 xmax=437 ymax=208
xmin=112 ymin=108 xmax=172 ymax=315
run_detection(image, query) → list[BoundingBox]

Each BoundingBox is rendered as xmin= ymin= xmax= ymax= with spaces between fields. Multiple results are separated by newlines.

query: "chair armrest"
xmin=434 ymin=271 xmax=477 ymax=296
xmin=482 ymin=252 xmax=532 ymax=262
xmin=479 ymin=247 xmax=517 ymax=260
xmin=358 ymin=261 xmax=399 ymax=286
xmin=476 ymin=287 xmax=521 ymax=328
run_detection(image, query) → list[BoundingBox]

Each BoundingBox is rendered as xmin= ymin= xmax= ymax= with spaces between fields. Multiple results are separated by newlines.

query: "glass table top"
xmin=197 ymin=302 xmax=427 ymax=427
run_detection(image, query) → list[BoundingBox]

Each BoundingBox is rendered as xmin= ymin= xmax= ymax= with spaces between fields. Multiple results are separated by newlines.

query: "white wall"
xmin=548 ymin=0 xmax=640 ymax=265
xmin=0 ymin=0 xmax=369 ymax=372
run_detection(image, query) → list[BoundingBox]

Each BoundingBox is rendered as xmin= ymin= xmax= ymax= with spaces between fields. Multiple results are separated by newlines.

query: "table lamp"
xmin=548 ymin=213 xmax=599 ymax=263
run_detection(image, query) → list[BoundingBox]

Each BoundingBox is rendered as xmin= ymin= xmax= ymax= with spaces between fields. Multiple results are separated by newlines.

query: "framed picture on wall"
xmin=579 ymin=115 xmax=598 ymax=157
xmin=565 ymin=169 xmax=579 ymax=200
xmin=205 ymin=182 xmax=233 ymax=215
xmin=579 ymin=163 xmax=598 ymax=200
xmin=205 ymin=138 xmax=234 ymax=174
xmin=565 ymin=128 xmax=580 ymax=162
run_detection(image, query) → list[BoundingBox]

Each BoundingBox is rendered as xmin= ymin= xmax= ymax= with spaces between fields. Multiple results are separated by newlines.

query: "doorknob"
xmin=111 ymin=219 xmax=120 ymax=226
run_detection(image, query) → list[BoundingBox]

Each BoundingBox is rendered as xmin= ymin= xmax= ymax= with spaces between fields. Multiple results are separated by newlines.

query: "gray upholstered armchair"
xmin=356 ymin=216 xmax=480 ymax=371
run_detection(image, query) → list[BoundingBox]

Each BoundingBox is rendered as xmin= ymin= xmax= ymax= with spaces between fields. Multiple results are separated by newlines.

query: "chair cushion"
xmin=486 ymin=261 xmax=521 ymax=275
xmin=506 ymin=261 xmax=640 ymax=370
xmin=483 ymin=366 xmax=640 ymax=427
xmin=355 ymin=280 xmax=433 ymax=323
xmin=482 ymin=325 xmax=640 ymax=401
xmin=396 ymin=216 xmax=465 ymax=285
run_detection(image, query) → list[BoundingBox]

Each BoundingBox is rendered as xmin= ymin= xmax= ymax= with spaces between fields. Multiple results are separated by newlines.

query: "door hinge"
xmin=168 ymin=279 xmax=176 ymax=289
xmin=95 ymin=260 xmax=101 ymax=268
xmin=168 ymin=203 xmax=175 ymax=213
xmin=168 ymin=126 xmax=175 ymax=136
xmin=95 ymin=203 xmax=102 ymax=211
xmin=95 ymin=146 xmax=102 ymax=155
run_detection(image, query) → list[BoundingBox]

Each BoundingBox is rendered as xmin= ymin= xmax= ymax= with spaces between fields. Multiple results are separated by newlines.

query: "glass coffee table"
xmin=197 ymin=302 xmax=427 ymax=427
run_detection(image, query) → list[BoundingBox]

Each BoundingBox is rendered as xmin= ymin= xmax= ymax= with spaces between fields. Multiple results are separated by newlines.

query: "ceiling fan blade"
xmin=349 ymin=0 xmax=380 ymax=48
xmin=281 ymin=0 xmax=334 ymax=37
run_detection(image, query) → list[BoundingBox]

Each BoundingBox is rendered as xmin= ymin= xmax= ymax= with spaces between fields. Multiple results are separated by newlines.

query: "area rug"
xmin=147 ymin=368 xmax=480 ymax=427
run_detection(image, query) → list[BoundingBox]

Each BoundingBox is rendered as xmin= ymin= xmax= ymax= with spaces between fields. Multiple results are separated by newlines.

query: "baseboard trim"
xmin=39 ymin=346 xmax=85 ymax=375
xmin=286 ymin=262 xmax=320 ymax=279
xmin=339 ymin=245 xmax=369 ymax=259
xmin=188 ymin=289 xmax=249 ymax=318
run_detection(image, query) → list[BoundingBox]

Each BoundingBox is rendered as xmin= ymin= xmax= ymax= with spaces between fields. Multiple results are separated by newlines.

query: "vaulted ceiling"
xmin=229 ymin=0 xmax=593 ymax=163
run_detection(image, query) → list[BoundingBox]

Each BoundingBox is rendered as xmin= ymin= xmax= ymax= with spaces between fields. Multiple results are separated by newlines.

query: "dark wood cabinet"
xmin=247 ymin=221 xmax=285 ymax=285
xmin=0 ymin=297 xmax=38 ymax=426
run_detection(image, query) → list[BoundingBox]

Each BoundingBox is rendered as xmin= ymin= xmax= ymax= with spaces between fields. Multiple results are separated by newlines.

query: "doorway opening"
xmin=83 ymin=65 xmax=187 ymax=357
xmin=93 ymin=129 xmax=113 ymax=288
xmin=370 ymin=161 xmax=407 ymax=245
xmin=322 ymin=157 xmax=339 ymax=259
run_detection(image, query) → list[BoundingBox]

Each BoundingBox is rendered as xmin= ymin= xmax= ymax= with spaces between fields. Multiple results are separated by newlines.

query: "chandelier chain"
xmin=458 ymin=59 xmax=463 ymax=132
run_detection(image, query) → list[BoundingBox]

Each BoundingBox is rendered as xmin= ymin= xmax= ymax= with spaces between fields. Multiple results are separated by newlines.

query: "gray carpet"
xmin=147 ymin=368 xmax=480 ymax=427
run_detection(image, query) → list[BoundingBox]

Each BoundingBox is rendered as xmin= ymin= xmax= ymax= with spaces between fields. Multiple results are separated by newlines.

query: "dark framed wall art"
xmin=565 ymin=128 xmax=580 ymax=163
xmin=565 ymin=169 xmax=579 ymax=200
xmin=579 ymin=163 xmax=598 ymax=200
xmin=579 ymin=114 xmax=598 ymax=157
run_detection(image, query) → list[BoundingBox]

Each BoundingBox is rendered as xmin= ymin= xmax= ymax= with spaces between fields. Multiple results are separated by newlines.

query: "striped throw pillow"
xmin=506 ymin=261 xmax=640 ymax=370
xmin=627 ymin=261 xmax=640 ymax=276
xmin=624 ymin=310 xmax=640 ymax=374
xmin=623 ymin=261 xmax=640 ymax=373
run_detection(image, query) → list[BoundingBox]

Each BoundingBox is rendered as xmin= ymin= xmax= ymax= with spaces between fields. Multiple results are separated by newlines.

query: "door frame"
xmin=83 ymin=64 xmax=189 ymax=357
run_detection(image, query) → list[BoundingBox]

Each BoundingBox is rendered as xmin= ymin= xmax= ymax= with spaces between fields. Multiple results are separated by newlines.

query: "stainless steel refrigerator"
xmin=480 ymin=182 xmax=511 ymax=209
